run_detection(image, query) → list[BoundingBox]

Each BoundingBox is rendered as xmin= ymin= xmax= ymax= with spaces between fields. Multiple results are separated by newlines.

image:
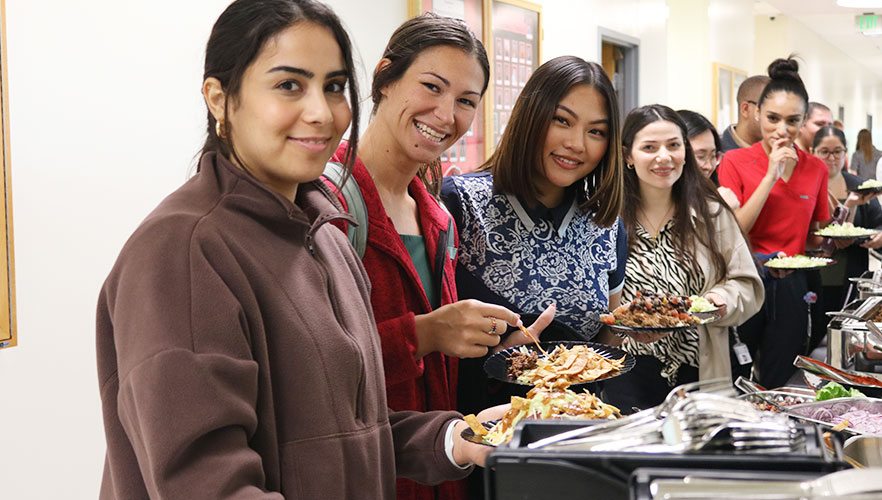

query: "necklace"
xmin=639 ymin=204 xmax=674 ymax=240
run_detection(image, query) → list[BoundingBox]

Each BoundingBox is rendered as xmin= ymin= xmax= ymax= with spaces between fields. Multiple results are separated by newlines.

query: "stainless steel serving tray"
xmin=836 ymin=295 xmax=882 ymax=330
xmin=854 ymin=270 xmax=882 ymax=300
xmin=786 ymin=398 xmax=882 ymax=436
xmin=829 ymin=297 xmax=882 ymax=366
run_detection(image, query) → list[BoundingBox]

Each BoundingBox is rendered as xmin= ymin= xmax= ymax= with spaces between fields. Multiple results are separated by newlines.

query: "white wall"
xmin=541 ymin=0 xmax=669 ymax=107
xmin=667 ymin=0 xmax=710 ymax=114
xmin=709 ymin=0 xmax=754 ymax=78
xmin=755 ymin=14 xmax=882 ymax=152
xmin=5 ymin=1 xmax=882 ymax=498
xmin=0 ymin=1 xmax=400 ymax=498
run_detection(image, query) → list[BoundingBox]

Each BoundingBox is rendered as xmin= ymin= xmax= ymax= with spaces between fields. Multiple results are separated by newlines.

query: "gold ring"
xmin=488 ymin=317 xmax=497 ymax=335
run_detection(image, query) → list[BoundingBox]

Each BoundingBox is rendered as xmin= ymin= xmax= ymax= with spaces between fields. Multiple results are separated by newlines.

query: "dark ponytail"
xmin=757 ymin=56 xmax=808 ymax=113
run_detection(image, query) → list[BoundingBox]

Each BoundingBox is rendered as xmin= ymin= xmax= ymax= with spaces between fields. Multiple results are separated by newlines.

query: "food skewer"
xmin=518 ymin=324 xmax=547 ymax=357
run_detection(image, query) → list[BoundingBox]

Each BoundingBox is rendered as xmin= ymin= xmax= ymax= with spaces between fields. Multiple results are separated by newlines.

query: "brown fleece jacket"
xmin=96 ymin=152 xmax=470 ymax=499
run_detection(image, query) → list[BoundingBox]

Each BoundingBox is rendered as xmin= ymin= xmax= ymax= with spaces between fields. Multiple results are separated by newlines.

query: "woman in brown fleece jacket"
xmin=96 ymin=1 xmax=496 ymax=498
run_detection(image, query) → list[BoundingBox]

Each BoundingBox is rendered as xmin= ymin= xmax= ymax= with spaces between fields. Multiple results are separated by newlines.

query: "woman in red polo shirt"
xmin=717 ymin=57 xmax=830 ymax=388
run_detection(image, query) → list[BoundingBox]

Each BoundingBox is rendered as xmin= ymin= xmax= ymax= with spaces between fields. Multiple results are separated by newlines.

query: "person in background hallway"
xmin=601 ymin=104 xmax=763 ymax=411
xmin=329 ymin=14 xmax=549 ymax=500
xmin=853 ymin=129 xmax=882 ymax=180
xmin=720 ymin=75 xmax=770 ymax=153
xmin=718 ymin=57 xmax=830 ymax=389
xmin=831 ymin=120 xmax=850 ymax=173
xmin=795 ymin=102 xmax=833 ymax=153
xmin=814 ymin=126 xmax=882 ymax=346
xmin=678 ymin=109 xmax=740 ymax=209
xmin=95 ymin=1 xmax=496 ymax=499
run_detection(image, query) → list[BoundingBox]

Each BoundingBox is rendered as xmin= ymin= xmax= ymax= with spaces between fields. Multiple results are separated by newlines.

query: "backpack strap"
xmin=321 ymin=162 xmax=368 ymax=258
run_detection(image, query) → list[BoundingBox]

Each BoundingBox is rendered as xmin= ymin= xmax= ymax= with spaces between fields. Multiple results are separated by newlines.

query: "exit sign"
xmin=857 ymin=14 xmax=880 ymax=31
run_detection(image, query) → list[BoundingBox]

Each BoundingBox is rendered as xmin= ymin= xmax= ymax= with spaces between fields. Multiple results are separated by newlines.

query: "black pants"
xmin=602 ymin=355 xmax=699 ymax=413
xmin=738 ymin=271 xmax=813 ymax=388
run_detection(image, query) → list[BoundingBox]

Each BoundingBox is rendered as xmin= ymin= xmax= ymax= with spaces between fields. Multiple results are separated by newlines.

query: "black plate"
xmin=851 ymin=185 xmax=882 ymax=195
xmin=814 ymin=231 xmax=879 ymax=242
xmin=483 ymin=341 xmax=635 ymax=390
xmin=587 ymin=310 xmax=721 ymax=337
xmin=461 ymin=419 xmax=498 ymax=447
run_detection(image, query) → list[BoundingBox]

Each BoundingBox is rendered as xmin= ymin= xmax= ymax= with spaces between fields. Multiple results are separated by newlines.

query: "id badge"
xmin=733 ymin=341 xmax=752 ymax=365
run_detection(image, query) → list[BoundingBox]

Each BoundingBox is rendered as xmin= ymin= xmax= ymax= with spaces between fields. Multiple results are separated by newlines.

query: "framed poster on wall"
xmin=483 ymin=0 xmax=541 ymax=158
xmin=408 ymin=0 xmax=486 ymax=174
xmin=0 ymin=0 xmax=17 ymax=350
xmin=712 ymin=62 xmax=748 ymax=133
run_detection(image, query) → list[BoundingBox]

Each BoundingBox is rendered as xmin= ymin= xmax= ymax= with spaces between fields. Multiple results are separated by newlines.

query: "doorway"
xmin=599 ymin=28 xmax=639 ymax=117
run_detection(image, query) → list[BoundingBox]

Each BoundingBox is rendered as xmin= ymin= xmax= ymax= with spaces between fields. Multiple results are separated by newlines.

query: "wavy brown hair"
xmin=481 ymin=56 xmax=623 ymax=227
xmin=622 ymin=104 xmax=736 ymax=283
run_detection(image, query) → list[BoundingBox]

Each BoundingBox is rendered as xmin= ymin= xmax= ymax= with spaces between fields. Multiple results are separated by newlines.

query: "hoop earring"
xmin=626 ymin=163 xmax=635 ymax=170
xmin=215 ymin=119 xmax=224 ymax=138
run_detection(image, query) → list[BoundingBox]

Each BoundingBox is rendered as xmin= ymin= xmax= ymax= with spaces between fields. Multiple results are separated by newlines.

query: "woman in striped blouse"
xmin=602 ymin=105 xmax=764 ymax=412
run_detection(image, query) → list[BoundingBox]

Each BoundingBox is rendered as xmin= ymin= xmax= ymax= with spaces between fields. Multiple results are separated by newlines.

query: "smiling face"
xmin=757 ymin=91 xmax=806 ymax=152
xmin=216 ymin=22 xmax=351 ymax=200
xmin=815 ymin=134 xmax=847 ymax=177
xmin=374 ymin=45 xmax=485 ymax=166
xmin=689 ymin=129 xmax=718 ymax=178
xmin=626 ymin=120 xmax=686 ymax=194
xmin=534 ymin=84 xmax=609 ymax=207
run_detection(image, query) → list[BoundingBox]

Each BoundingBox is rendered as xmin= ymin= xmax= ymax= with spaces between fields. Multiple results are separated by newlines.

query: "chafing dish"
xmin=787 ymin=398 xmax=882 ymax=436
xmin=851 ymin=270 xmax=882 ymax=301
xmin=827 ymin=296 xmax=882 ymax=372
xmin=485 ymin=419 xmax=842 ymax=500
xmin=485 ymin=382 xmax=845 ymax=500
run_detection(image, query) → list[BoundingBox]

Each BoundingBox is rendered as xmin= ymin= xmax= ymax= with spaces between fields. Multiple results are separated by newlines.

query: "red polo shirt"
xmin=718 ymin=142 xmax=829 ymax=256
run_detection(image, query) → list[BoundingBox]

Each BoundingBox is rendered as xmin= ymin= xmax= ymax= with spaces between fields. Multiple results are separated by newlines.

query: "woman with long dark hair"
xmin=602 ymin=104 xmax=763 ymax=411
xmin=96 ymin=2 xmax=494 ymax=498
xmin=718 ymin=57 xmax=831 ymax=388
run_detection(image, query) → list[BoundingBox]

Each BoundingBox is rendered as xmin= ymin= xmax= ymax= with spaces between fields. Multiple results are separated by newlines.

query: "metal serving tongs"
xmin=794 ymin=355 xmax=882 ymax=387
xmin=733 ymin=376 xmax=786 ymax=412
xmin=527 ymin=378 xmax=733 ymax=450
xmin=825 ymin=310 xmax=867 ymax=322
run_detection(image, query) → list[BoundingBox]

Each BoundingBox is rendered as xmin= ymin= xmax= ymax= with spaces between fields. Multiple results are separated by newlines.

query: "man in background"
xmin=720 ymin=75 xmax=770 ymax=153
xmin=796 ymin=102 xmax=834 ymax=152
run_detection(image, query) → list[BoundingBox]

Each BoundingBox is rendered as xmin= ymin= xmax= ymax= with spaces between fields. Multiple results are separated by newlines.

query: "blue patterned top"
xmin=441 ymin=172 xmax=626 ymax=340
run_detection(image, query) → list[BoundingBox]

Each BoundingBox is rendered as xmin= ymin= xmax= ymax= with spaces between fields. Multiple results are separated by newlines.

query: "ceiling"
xmin=756 ymin=0 xmax=882 ymax=79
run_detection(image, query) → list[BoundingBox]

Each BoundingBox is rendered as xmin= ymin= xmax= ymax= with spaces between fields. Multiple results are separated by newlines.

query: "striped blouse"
xmin=623 ymin=218 xmax=706 ymax=385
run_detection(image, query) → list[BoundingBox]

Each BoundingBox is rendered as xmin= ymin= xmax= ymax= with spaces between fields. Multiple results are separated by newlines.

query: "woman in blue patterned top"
xmin=602 ymin=105 xmax=763 ymax=412
xmin=440 ymin=56 xmax=627 ymax=417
